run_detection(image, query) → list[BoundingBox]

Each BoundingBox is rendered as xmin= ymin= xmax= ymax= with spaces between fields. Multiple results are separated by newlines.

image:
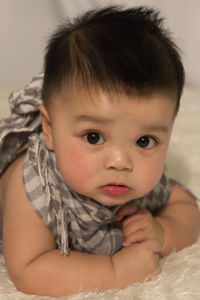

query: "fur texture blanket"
xmin=0 ymin=238 xmax=200 ymax=300
xmin=0 ymin=87 xmax=199 ymax=299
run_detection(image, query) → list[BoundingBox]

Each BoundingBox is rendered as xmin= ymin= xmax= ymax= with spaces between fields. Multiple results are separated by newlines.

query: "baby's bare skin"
xmin=0 ymin=163 xmax=9 ymax=220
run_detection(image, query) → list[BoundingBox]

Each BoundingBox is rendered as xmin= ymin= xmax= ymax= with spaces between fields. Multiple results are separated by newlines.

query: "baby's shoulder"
xmin=0 ymin=154 xmax=26 ymax=215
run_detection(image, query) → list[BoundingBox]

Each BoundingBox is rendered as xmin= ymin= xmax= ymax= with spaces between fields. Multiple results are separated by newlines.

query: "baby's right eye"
xmin=83 ymin=131 xmax=105 ymax=145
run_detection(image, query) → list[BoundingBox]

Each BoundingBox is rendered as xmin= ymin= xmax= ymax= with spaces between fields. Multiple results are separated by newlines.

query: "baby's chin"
xmin=89 ymin=194 xmax=136 ymax=207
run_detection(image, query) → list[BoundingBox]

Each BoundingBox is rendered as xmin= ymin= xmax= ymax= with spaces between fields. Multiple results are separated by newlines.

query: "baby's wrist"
xmin=155 ymin=216 xmax=169 ymax=257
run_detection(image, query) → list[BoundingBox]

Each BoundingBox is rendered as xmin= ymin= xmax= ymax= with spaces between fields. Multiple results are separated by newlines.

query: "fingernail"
xmin=123 ymin=242 xmax=130 ymax=247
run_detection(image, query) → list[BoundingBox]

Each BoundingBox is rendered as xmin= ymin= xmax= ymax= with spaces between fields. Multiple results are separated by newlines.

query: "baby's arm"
xmin=2 ymin=155 xmax=159 ymax=297
xmin=155 ymin=185 xmax=200 ymax=256
xmin=116 ymin=185 xmax=200 ymax=257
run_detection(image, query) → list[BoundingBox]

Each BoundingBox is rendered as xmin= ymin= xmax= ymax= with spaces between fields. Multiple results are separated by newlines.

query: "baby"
xmin=0 ymin=6 xmax=199 ymax=297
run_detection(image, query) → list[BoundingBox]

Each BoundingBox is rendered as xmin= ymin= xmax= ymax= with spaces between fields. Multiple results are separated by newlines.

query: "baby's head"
xmin=42 ymin=5 xmax=184 ymax=112
xmin=40 ymin=6 xmax=184 ymax=206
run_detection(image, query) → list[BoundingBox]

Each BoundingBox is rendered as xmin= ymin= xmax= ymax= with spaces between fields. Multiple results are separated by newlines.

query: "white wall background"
xmin=0 ymin=0 xmax=199 ymax=89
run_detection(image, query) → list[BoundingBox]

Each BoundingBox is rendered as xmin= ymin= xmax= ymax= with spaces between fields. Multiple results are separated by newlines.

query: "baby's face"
xmin=42 ymin=88 xmax=176 ymax=206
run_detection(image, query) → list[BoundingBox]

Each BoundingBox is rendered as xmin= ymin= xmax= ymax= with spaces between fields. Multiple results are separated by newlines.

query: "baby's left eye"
xmin=136 ymin=136 xmax=157 ymax=149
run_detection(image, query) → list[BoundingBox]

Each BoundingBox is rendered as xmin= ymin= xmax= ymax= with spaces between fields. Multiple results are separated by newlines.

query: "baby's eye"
xmin=136 ymin=136 xmax=157 ymax=149
xmin=83 ymin=131 xmax=105 ymax=145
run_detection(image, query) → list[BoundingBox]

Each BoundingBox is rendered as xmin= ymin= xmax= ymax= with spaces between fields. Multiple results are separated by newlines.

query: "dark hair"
xmin=42 ymin=6 xmax=185 ymax=112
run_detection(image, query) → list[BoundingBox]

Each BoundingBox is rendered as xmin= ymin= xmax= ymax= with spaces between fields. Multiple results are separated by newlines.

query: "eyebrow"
xmin=75 ymin=115 xmax=169 ymax=133
xmin=74 ymin=115 xmax=113 ymax=124
xmin=142 ymin=125 xmax=169 ymax=133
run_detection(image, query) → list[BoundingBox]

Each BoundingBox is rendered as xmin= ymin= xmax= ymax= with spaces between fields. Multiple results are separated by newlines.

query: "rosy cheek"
xmin=61 ymin=146 xmax=96 ymax=186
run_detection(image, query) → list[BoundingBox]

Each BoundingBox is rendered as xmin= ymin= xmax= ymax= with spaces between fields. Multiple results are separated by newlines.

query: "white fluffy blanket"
xmin=0 ymin=87 xmax=199 ymax=299
xmin=0 ymin=238 xmax=200 ymax=300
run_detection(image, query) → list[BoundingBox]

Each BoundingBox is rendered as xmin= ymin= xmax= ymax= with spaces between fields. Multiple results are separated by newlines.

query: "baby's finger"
xmin=122 ymin=217 xmax=146 ymax=238
xmin=123 ymin=208 xmax=151 ymax=227
xmin=123 ymin=230 xmax=145 ymax=246
xmin=115 ymin=203 xmax=138 ymax=221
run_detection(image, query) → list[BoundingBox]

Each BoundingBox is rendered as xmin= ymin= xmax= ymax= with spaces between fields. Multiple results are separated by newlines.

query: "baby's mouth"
xmin=101 ymin=183 xmax=130 ymax=195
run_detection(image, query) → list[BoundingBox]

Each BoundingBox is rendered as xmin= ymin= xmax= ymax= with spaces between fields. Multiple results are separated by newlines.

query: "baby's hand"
xmin=115 ymin=203 xmax=164 ymax=253
xmin=112 ymin=241 xmax=160 ymax=287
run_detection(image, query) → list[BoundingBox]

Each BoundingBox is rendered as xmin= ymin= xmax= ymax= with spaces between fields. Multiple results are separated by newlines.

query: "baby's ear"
xmin=39 ymin=105 xmax=54 ymax=150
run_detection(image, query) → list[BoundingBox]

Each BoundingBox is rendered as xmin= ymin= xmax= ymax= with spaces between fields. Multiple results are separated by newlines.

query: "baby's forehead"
xmin=55 ymin=85 xmax=177 ymax=110
xmin=51 ymin=86 xmax=177 ymax=123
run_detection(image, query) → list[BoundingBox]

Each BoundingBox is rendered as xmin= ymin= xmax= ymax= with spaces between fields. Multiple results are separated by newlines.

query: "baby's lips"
xmin=101 ymin=184 xmax=130 ymax=195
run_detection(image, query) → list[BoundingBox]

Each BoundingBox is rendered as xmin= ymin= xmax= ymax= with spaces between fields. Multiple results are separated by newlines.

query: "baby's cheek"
xmin=63 ymin=147 xmax=96 ymax=187
xmin=146 ymin=163 xmax=164 ymax=187
xmin=137 ymin=160 xmax=164 ymax=194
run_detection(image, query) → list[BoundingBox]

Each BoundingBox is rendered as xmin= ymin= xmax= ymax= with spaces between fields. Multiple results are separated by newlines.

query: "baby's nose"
xmin=104 ymin=148 xmax=133 ymax=171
